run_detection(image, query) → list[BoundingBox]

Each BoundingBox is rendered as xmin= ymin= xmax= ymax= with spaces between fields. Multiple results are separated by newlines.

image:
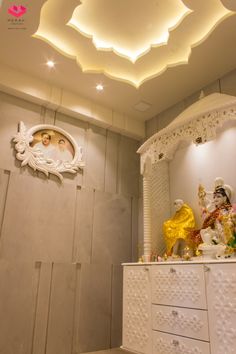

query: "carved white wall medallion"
xmin=13 ymin=122 xmax=85 ymax=181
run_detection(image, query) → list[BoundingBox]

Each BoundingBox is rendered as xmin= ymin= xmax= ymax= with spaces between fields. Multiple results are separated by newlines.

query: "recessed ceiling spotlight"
xmin=96 ymin=84 xmax=104 ymax=91
xmin=46 ymin=60 xmax=55 ymax=68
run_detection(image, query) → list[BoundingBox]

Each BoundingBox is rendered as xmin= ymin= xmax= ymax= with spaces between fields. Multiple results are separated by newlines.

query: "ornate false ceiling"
xmin=35 ymin=0 xmax=234 ymax=87
xmin=0 ymin=0 xmax=236 ymax=135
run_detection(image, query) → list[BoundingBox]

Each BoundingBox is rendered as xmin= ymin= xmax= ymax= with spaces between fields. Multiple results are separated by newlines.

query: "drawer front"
xmin=152 ymin=304 xmax=209 ymax=341
xmin=151 ymin=264 xmax=207 ymax=309
xmin=153 ymin=331 xmax=210 ymax=354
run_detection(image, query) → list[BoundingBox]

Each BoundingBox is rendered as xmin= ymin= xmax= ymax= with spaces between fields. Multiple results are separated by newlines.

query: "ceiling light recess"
xmin=96 ymin=84 xmax=104 ymax=91
xmin=134 ymin=101 xmax=151 ymax=112
xmin=46 ymin=60 xmax=55 ymax=68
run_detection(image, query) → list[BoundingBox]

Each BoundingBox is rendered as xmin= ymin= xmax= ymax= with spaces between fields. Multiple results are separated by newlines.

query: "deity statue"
xmin=191 ymin=178 xmax=236 ymax=249
xmin=163 ymin=199 xmax=196 ymax=256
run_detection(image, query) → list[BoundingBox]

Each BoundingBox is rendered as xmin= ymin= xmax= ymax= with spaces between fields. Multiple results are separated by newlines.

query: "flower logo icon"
xmin=8 ymin=5 xmax=27 ymax=18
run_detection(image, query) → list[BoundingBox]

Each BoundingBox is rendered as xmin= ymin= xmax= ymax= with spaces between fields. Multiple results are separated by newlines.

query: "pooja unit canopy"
xmin=138 ymin=93 xmax=236 ymax=262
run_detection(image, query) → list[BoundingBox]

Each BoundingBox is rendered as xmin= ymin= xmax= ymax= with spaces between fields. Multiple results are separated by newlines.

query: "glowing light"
xmin=68 ymin=0 xmax=191 ymax=62
xmin=35 ymin=0 xmax=233 ymax=87
xmin=96 ymin=84 xmax=104 ymax=91
xmin=46 ymin=60 xmax=55 ymax=68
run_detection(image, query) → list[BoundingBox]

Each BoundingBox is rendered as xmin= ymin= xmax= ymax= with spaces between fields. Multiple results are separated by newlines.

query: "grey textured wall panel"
xmin=117 ymin=136 xmax=139 ymax=198
xmin=84 ymin=126 xmax=106 ymax=191
xmin=45 ymin=263 xmax=78 ymax=354
xmin=0 ymin=169 xmax=10 ymax=238
xmin=0 ymin=260 xmax=37 ymax=354
xmin=131 ymin=197 xmax=139 ymax=262
xmin=0 ymin=91 xmax=141 ymax=353
xmin=111 ymin=265 xmax=123 ymax=348
xmin=104 ymin=131 xmax=120 ymax=194
xmin=32 ymin=262 xmax=53 ymax=354
xmin=0 ymin=92 xmax=42 ymax=172
xmin=78 ymin=263 xmax=112 ymax=352
xmin=92 ymin=191 xmax=132 ymax=265
xmin=0 ymin=173 xmax=76 ymax=262
xmin=73 ymin=187 xmax=95 ymax=264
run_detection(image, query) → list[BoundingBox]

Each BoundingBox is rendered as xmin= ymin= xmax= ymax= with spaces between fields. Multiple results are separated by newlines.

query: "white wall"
xmin=169 ymin=121 xmax=236 ymax=227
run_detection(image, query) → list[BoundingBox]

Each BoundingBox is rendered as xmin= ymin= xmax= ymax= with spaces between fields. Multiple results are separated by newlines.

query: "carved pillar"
xmin=142 ymin=157 xmax=152 ymax=262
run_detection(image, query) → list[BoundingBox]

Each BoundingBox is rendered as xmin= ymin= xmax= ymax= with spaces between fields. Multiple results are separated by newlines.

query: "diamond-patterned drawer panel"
xmin=206 ymin=263 xmax=236 ymax=354
xmin=153 ymin=330 xmax=210 ymax=354
xmin=123 ymin=266 xmax=151 ymax=354
xmin=152 ymin=304 xmax=209 ymax=341
xmin=151 ymin=264 xmax=207 ymax=309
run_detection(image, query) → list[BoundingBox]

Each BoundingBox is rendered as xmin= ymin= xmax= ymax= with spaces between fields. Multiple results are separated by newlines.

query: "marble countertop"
xmin=122 ymin=256 xmax=236 ymax=266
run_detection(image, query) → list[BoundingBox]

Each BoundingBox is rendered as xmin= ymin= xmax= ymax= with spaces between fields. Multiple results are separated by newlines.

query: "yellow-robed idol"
xmin=163 ymin=199 xmax=195 ymax=255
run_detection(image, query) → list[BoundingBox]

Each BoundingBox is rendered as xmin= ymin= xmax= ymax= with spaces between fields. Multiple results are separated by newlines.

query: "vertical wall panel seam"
xmin=0 ymin=170 xmax=10 ymax=241
xmin=90 ymin=189 xmax=96 ymax=264
xmin=40 ymin=106 xmax=46 ymax=124
xmin=30 ymin=262 xmax=42 ymax=354
xmin=109 ymin=264 xmax=114 ymax=349
xmin=74 ymin=264 xmax=84 ymax=354
xmin=44 ymin=262 xmax=54 ymax=354
xmin=116 ymin=134 xmax=121 ymax=195
xmin=70 ymin=263 xmax=80 ymax=354
xmin=104 ymin=130 xmax=108 ymax=192
xmin=83 ymin=125 xmax=90 ymax=188
xmin=71 ymin=186 xmax=79 ymax=262
xmin=131 ymin=196 xmax=134 ymax=262
xmin=53 ymin=110 xmax=57 ymax=126
xmin=219 ymin=78 xmax=222 ymax=93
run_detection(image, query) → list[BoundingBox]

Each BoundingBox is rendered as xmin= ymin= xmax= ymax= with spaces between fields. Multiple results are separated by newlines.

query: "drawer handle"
xmin=172 ymin=310 xmax=178 ymax=316
xmin=170 ymin=267 xmax=176 ymax=273
xmin=172 ymin=339 xmax=179 ymax=346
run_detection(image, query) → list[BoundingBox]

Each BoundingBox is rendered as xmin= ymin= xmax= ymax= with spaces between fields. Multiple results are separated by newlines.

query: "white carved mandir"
xmin=122 ymin=259 xmax=236 ymax=354
xmin=137 ymin=92 xmax=236 ymax=261
xmin=121 ymin=93 xmax=236 ymax=354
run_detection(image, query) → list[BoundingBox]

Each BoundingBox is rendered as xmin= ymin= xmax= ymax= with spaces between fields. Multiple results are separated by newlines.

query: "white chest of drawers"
xmin=122 ymin=260 xmax=236 ymax=354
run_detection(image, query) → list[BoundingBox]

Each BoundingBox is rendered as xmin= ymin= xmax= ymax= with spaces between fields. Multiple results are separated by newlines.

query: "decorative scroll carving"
xmin=13 ymin=122 xmax=85 ymax=182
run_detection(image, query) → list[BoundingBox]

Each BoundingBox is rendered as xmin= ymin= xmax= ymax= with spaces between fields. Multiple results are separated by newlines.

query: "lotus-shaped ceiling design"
xmin=35 ymin=0 xmax=235 ymax=87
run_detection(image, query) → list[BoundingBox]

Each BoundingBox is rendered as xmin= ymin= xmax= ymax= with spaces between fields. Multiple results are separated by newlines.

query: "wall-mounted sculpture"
xmin=13 ymin=121 xmax=85 ymax=181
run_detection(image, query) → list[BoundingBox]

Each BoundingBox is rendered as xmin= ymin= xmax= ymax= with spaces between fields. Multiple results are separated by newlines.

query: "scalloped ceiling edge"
xmin=67 ymin=7 xmax=192 ymax=63
xmin=34 ymin=9 xmax=234 ymax=88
